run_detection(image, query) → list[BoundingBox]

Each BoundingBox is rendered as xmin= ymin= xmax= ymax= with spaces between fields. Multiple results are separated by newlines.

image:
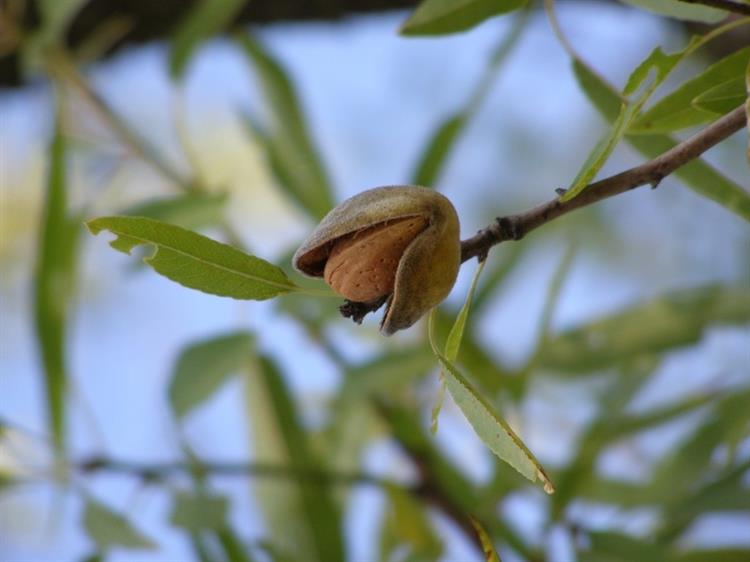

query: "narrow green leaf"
xmin=617 ymin=0 xmax=727 ymax=23
xmin=34 ymin=101 xmax=79 ymax=454
xmin=582 ymin=531 xmax=670 ymax=562
xmin=123 ymin=193 xmax=229 ymax=231
xmin=413 ymin=114 xmax=467 ymax=186
xmin=539 ymin=286 xmax=750 ymax=374
xmin=170 ymin=0 xmax=247 ymax=80
xmin=216 ymin=529 xmax=257 ymax=562
xmin=427 ymin=323 xmax=553 ymax=492
xmin=631 ymin=47 xmax=750 ymax=134
xmin=236 ymin=35 xmax=334 ymax=220
xmin=83 ymin=498 xmax=156 ymax=550
xmin=692 ymin=76 xmax=747 ymax=115
xmin=380 ymin=488 xmax=443 ymax=562
xmin=86 ymin=216 xmax=298 ymax=300
xmin=469 ymin=516 xmax=502 ymax=562
xmin=573 ymin=60 xmax=750 ymax=221
xmin=445 ymin=260 xmax=487 ymax=362
xmin=244 ymin=354 xmax=344 ymax=562
xmin=400 ymin=0 xmax=527 ymax=36
xmin=170 ymin=491 xmax=229 ymax=531
xmin=168 ymin=332 xmax=253 ymax=419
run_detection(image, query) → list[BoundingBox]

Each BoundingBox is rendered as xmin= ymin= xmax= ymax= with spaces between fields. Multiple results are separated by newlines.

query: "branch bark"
xmin=460 ymin=105 xmax=747 ymax=262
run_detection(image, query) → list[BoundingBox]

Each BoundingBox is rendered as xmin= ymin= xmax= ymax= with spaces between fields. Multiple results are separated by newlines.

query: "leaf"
xmin=86 ymin=216 xmax=298 ymax=300
xmin=169 ymin=332 xmax=253 ymax=419
xmin=445 ymin=260 xmax=486 ymax=362
xmin=216 ymin=529 xmax=257 ymax=562
xmin=430 ymin=345 xmax=553 ymax=492
xmin=123 ymin=193 xmax=229 ymax=231
xmin=581 ymin=531 xmax=670 ymax=562
xmin=169 ymin=0 xmax=247 ymax=80
xmin=675 ymin=549 xmax=750 ymax=562
xmin=539 ymin=286 xmax=750 ymax=374
xmin=573 ymin=60 xmax=750 ymax=221
xmin=469 ymin=516 xmax=502 ymax=562
xmin=380 ymin=488 xmax=443 ymax=562
xmin=244 ymin=354 xmax=344 ymax=562
xmin=631 ymin=47 xmax=750 ymax=134
xmin=617 ymin=0 xmax=728 ymax=23
xmin=170 ymin=491 xmax=229 ymax=531
xmin=236 ymin=35 xmax=334 ymax=220
xmin=400 ymin=0 xmax=527 ymax=36
xmin=34 ymin=100 xmax=79 ymax=454
xmin=692 ymin=76 xmax=747 ymax=115
xmin=412 ymin=114 xmax=467 ymax=186
xmin=83 ymin=498 xmax=156 ymax=550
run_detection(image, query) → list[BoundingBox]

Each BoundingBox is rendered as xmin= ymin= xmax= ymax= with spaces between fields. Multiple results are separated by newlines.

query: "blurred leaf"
xmin=168 ymin=332 xmax=252 ymax=419
xmin=170 ymin=0 xmax=247 ymax=80
xmin=400 ymin=0 xmax=527 ymax=36
xmin=170 ymin=491 xmax=229 ymax=531
xmin=244 ymin=354 xmax=344 ymax=562
xmin=692 ymin=76 xmax=747 ymax=115
xmin=472 ymin=243 xmax=525 ymax=312
xmin=580 ymin=531 xmax=670 ymax=562
xmin=189 ymin=534 xmax=221 ymax=562
xmin=428 ymin=328 xmax=553 ymax=492
xmin=24 ymin=0 xmax=89 ymax=70
xmin=380 ymin=488 xmax=443 ymax=562
xmin=573 ymin=59 xmax=750 ymax=221
xmin=216 ymin=529 xmax=256 ymax=562
xmin=236 ymin=35 xmax=334 ymax=220
xmin=539 ymin=286 xmax=750 ymax=374
xmin=34 ymin=101 xmax=79 ymax=454
xmin=87 ymin=216 xmax=298 ymax=299
xmin=630 ymin=47 xmax=750 ymax=134
xmin=617 ymin=0 xmax=727 ymax=23
xmin=413 ymin=114 xmax=467 ymax=186
xmin=469 ymin=516 xmax=501 ymax=562
xmin=123 ymin=193 xmax=229 ymax=231
xmin=83 ymin=498 xmax=156 ymax=550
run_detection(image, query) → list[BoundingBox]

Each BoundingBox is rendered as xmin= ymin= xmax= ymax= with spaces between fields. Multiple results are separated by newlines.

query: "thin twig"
xmin=678 ymin=0 xmax=750 ymax=16
xmin=460 ymin=106 xmax=747 ymax=262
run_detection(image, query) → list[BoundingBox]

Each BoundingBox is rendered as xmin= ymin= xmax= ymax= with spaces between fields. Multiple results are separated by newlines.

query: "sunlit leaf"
xmin=34 ymin=101 xmax=79 ymax=454
xmin=692 ymin=76 xmax=747 ymax=115
xmin=617 ymin=0 xmax=727 ymax=23
xmin=83 ymin=498 xmax=156 ymax=550
xmin=539 ymin=286 xmax=750 ymax=374
xmin=244 ymin=354 xmax=344 ymax=562
xmin=170 ymin=0 xmax=247 ymax=80
xmin=445 ymin=260 xmax=486 ymax=362
xmin=236 ymin=35 xmax=334 ymax=220
xmin=380 ymin=488 xmax=443 ymax=561
xmin=123 ymin=193 xmax=229 ymax=231
xmin=630 ymin=47 xmax=750 ymax=134
xmin=168 ymin=332 xmax=252 ymax=419
xmin=170 ymin=491 xmax=229 ymax=531
xmin=470 ymin=516 xmax=502 ymax=562
xmin=400 ymin=0 xmax=527 ymax=36
xmin=87 ymin=216 xmax=298 ymax=299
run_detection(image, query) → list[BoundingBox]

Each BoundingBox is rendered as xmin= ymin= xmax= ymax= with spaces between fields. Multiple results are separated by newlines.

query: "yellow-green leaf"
xmin=83 ymin=498 xmax=156 ymax=550
xmin=400 ymin=0 xmax=527 ymax=36
xmin=470 ymin=516 xmax=502 ymax=562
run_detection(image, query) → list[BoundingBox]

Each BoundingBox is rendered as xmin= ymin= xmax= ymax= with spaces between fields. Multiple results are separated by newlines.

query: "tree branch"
xmin=678 ymin=0 xmax=750 ymax=16
xmin=460 ymin=105 xmax=747 ymax=262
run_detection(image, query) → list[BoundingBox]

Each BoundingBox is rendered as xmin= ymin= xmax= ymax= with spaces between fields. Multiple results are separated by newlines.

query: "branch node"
xmin=496 ymin=216 xmax=523 ymax=241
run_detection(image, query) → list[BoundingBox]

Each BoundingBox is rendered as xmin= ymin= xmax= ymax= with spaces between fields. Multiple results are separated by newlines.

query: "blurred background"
xmin=1 ymin=0 xmax=749 ymax=561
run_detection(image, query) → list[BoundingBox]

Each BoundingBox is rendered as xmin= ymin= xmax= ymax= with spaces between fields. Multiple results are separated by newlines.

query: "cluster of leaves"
xmin=4 ymin=0 xmax=749 ymax=560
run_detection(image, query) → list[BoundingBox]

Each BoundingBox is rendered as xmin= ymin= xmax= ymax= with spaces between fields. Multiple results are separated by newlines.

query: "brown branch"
xmin=678 ymin=0 xmax=750 ymax=16
xmin=460 ymin=105 xmax=747 ymax=262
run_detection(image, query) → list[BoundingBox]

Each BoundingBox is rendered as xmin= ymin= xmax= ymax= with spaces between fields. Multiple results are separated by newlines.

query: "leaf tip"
xmin=538 ymin=470 xmax=555 ymax=495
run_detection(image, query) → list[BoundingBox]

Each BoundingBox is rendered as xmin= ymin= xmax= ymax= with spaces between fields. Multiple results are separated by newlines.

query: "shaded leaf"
xmin=631 ymin=47 xmax=750 ymax=134
xmin=470 ymin=516 xmax=502 ymax=562
xmin=675 ymin=549 xmax=750 ymax=562
xmin=123 ymin=193 xmax=229 ymax=231
xmin=169 ymin=332 xmax=253 ymax=419
xmin=170 ymin=491 xmax=229 ymax=531
xmin=400 ymin=0 xmax=527 ymax=36
xmin=617 ymin=0 xmax=727 ymax=23
xmin=539 ymin=286 xmax=750 ymax=374
xmin=83 ymin=498 xmax=156 ymax=550
xmin=236 ymin=35 xmax=333 ymax=220
xmin=170 ymin=0 xmax=247 ymax=80
xmin=244 ymin=354 xmax=344 ymax=562
xmin=86 ymin=216 xmax=298 ymax=300
xmin=216 ymin=529 xmax=257 ymax=562
xmin=380 ymin=488 xmax=443 ymax=562
xmin=412 ymin=113 xmax=467 ymax=186
xmin=692 ymin=76 xmax=747 ymax=115
xmin=573 ymin=59 xmax=750 ymax=222
xmin=581 ymin=531 xmax=670 ymax=562
xmin=34 ymin=101 xmax=79 ymax=454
